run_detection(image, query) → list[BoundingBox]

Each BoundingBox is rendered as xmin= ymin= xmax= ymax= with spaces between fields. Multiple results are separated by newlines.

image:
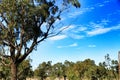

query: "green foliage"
xmin=0 ymin=57 xmax=33 ymax=80
xmin=18 ymin=59 xmax=33 ymax=80
xmin=34 ymin=57 xmax=119 ymax=80
xmin=0 ymin=0 xmax=80 ymax=45
xmin=34 ymin=61 xmax=52 ymax=80
xmin=0 ymin=65 xmax=10 ymax=80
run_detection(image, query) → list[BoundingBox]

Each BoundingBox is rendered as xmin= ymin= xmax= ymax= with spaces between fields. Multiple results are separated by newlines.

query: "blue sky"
xmin=30 ymin=0 xmax=120 ymax=69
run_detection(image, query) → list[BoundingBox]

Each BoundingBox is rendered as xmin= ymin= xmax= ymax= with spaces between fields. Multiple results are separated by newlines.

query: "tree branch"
xmin=16 ymin=27 xmax=24 ymax=60
xmin=0 ymin=21 xmax=6 ymax=29
xmin=0 ymin=13 xmax=9 ymax=24
xmin=48 ymin=18 xmax=78 ymax=38
xmin=17 ymin=41 xmax=37 ymax=63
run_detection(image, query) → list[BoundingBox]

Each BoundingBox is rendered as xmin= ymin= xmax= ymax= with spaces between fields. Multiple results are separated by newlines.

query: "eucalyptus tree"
xmin=54 ymin=62 xmax=67 ymax=80
xmin=0 ymin=0 xmax=80 ymax=80
xmin=104 ymin=54 xmax=119 ymax=80
xmin=34 ymin=61 xmax=52 ymax=80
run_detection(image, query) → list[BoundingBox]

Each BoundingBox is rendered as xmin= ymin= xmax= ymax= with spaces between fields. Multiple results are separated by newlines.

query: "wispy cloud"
xmin=72 ymin=26 xmax=87 ymax=33
xmin=49 ymin=35 xmax=67 ymax=41
xmin=98 ymin=4 xmax=104 ymax=7
xmin=68 ymin=10 xmax=86 ymax=18
xmin=68 ymin=7 xmax=94 ymax=18
xmin=49 ymin=25 xmax=86 ymax=41
xmin=78 ymin=26 xmax=87 ymax=31
xmin=49 ymin=19 xmax=120 ymax=41
xmin=57 ymin=43 xmax=78 ymax=48
xmin=59 ymin=25 xmax=86 ymax=39
xmin=68 ymin=0 xmax=111 ymax=18
xmin=87 ymin=23 xmax=120 ymax=36
xmin=69 ymin=43 xmax=78 ymax=47
xmin=87 ymin=27 xmax=111 ymax=36
xmin=69 ymin=34 xmax=85 ymax=39
xmin=88 ymin=45 xmax=96 ymax=48
xmin=103 ymin=0 xmax=110 ymax=3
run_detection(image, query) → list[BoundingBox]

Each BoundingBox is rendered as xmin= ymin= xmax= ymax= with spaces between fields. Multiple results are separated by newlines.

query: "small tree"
xmin=104 ymin=54 xmax=119 ymax=80
xmin=0 ymin=0 xmax=80 ymax=80
xmin=34 ymin=61 xmax=52 ymax=80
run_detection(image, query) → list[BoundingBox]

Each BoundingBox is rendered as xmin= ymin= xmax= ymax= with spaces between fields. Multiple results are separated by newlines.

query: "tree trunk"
xmin=11 ymin=62 xmax=18 ymax=80
xmin=64 ymin=75 xmax=67 ymax=80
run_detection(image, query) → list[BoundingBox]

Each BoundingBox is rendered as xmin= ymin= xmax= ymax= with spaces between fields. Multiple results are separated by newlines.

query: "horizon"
xmin=29 ymin=0 xmax=120 ymax=70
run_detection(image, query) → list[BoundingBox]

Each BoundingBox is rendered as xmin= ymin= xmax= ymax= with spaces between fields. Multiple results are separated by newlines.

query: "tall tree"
xmin=0 ymin=0 xmax=80 ymax=80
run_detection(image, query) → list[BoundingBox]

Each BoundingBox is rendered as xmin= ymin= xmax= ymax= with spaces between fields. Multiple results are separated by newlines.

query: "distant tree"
xmin=111 ymin=60 xmax=118 ymax=80
xmin=66 ymin=62 xmax=78 ymax=80
xmin=104 ymin=54 xmax=119 ymax=80
xmin=75 ymin=62 xmax=85 ymax=80
xmin=96 ymin=64 xmax=108 ymax=80
xmin=0 ymin=0 xmax=80 ymax=80
xmin=82 ymin=59 xmax=96 ymax=80
xmin=53 ymin=62 xmax=64 ymax=80
xmin=34 ymin=61 xmax=52 ymax=80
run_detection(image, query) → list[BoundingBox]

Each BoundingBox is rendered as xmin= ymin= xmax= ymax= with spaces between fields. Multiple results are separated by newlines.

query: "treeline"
xmin=0 ymin=54 xmax=119 ymax=80
xmin=34 ymin=58 xmax=118 ymax=80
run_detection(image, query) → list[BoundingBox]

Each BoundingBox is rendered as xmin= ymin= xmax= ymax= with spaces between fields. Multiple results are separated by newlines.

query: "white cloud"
xmin=71 ymin=26 xmax=87 ymax=33
xmin=50 ymin=20 xmax=120 ymax=41
xmin=87 ymin=23 xmax=120 ymax=36
xmin=69 ymin=43 xmax=78 ymax=47
xmin=78 ymin=26 xmax=87 ymax=31
xmin=68 ymin=0 xmax=112 ymax=18
xmin=58 ymin=25 xmax=86 ymax=40
xmin=49 ymin=35 xmax=67 ymax=41
xmin=101 ymin=19 xmax=110 ymax=25
xmin=57 ymin=46 xmax=63 ymax=48
xmin=88 ymin=45 xmax=96 ymax=48
xmin=103 ymin=0 xmax=110 ymax=3
xmin=87 ymin=27 xmax=111 ymax=36
xmin=98 ymin=4 xmax=104 ymax=7
xmin=49 ymin=25 xmax=87 ymax=41
xmin=69 ymin=34 xmax=85 ymax=39
xmin=57 ymin=43 xmax=78 ymax=48
xmin=68 ymin=7 xmax=94 ymax=18
xmin=69 ymin=10 xmax=85 ymax=18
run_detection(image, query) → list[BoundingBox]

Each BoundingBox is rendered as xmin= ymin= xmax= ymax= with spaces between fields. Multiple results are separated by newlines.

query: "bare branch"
xmin=48 ymin=18 xmax=78 ymax=38
xmin=17 ymin=41 xmax=37 ymax=63
xmin=0 ymin=13 xmax=9 ymax=24
xmin=0 ymin=21 xmax=6 ymax=29
xmin=19 ymin=27 xmax=24 ymax=53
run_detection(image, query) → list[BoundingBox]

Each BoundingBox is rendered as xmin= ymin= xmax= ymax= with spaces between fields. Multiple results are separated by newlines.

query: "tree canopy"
xmin=34 ymin=58 xmax=119 ymax=80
